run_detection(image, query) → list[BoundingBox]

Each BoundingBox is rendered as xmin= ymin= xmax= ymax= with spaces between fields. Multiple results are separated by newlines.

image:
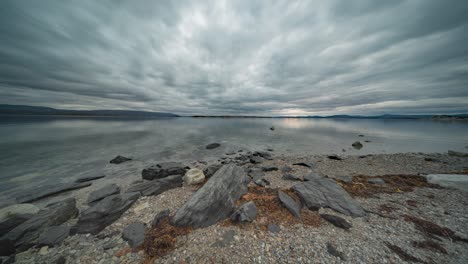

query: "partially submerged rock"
xmin=109 ymin=155 xmax=132 ymax=164
xmin=253 ymin=151 xmax=273 ymax=160
xmin=278 ymin=191 xmax=301 ymax=219
xmin=87 ymin=184 xmax=120 ymax=205
xmin=74 ymin=175 xmax=105 ymax=183
xmin=122 ymin=222 xmax=146 ymax=249
xmin=74 ymin=192 xmax=140 ymax=234
xmin=0 ymin=204 xmax=40 ymax=235
xmin=16 ymin=182 xmax=92 ymax=203
xmin=37 ymin=225 xmax=70 ymax=247
xmin=142 ymin=162 xmax=188 ymax=181
xmin=183 ymin=169 xmax=205 ymax=185
xmin=293 ymin=174 xmax=365 ymax=217
xmin=206 ymin=143 xmax=221 ymax=149
xmin=352 ymin=141 xmax=363 ymax=150
xmin=126 ymin=175 xmax=182 ymax=196
xmin=320 ymin=214 xmax=352 ymax=230
xmin=230 ymin=202 xmax=257 ymax=222
xmin=173 ymin=164 xmax=250 ymax=228
xmin=448 ymin=150 xmax=468 ymax=157
xmin=280 ymin=166 xmax=293 ymax=173
xmin=254 ymin=178 xmax=270 ymax=187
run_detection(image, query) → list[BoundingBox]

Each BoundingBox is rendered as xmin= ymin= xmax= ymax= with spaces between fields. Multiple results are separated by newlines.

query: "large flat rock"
xmin=173 ymin=164 xmax=250 ymax=228
xmin=87 ymin=184 xmax=120 ymax=205
xmin=0 ymin=204 xmax=40 ymax=235
xmin=73 ymin=192 xmax=140 ymax=235
xmin=426 ymin=174 xmax=468 ymax=192
xmin=126 ymin=175 xmax=182 ymax=196
xmin=142 ymin=162 xmax=188 ymax=180
xmin=293 ymin=174 xmax=365 ymax=217
xmin=16 ymin=182 xmax=92 ymax=203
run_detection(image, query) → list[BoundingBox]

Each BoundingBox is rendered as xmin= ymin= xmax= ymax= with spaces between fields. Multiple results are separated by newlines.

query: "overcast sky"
xmin=0 ymin=0 xmax=467 ymax=116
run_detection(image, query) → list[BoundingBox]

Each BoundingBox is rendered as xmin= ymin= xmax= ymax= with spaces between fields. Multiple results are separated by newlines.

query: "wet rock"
xmin=0 ymin=239 xmax=15 ymax=256
xmin=320 ymin=214 xmax=352 ymax=230
xmin=0 ymin=204 xmax=40 ymax=235
xmin=151 ymin=209 xmax=171 ymax=228
xmin=268 ymin=223 xmax=280 ymax=233
xmin=206 ymin=143 xmax=221 ymax=149
xmin=87 ymin=184 xmax=120 ymax=205
xmin=37 ymin=225 xmax=70 ymax=246
xmin=231 ymin=202 xmax=257 ymax=222
xmin=282 ymin=174 xmax=302 ymax=181
xmin=74 ymin=192 xmax=140 ymax=234
xmin=250 ymin=156 xmax=264 ymax=164
xmin=109 ymin=155 xmax=132 ymax=164
xmin=327 ymin=155 xmax=342 ymax=161
xmin=367 ymin=178 xmax=386 ymax=186
xmin=293 ymin=173 xmax=365 ymax=217
xmin=183 ymin=169 xmax=205 ymax=185
xmin=142 ymin=162 xmax=188 ymax=180
xmin=122 ymin=222 xmax=146 ymax=249
xmin=261 ymin=166 xmax=278 ymax=172
xmin=173 ymin=164 xmax=250 ymax=228
xmin=358 ymin=134 xmax=364 ymax=137
xmin=280 ymin=166 xmax=293 ymax=173
xmin=126 ymin=175 xmax=182 ymax=196
xmin=278 ymin=191 xmax=301 ymax=218
xmin=203 ymin=164 xmax=222 ymax=178
xmin=16 ymin=182 xmax=92 ymax=203
xmin=352 ymin=141 xmax=363 ymax=149
xmin=2 ymin=198 xmax=77 ymax=251
xmin=74 ymin=175 xmax=105 ymax=183
xmin=292 ymin=162 xmax=314 ymax=168
xmin=448 ymin=150 xmax=468 ymax=157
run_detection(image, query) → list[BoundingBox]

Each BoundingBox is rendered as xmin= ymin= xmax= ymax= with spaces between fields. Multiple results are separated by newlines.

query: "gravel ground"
xmin=9 ymin=153 xmax=468 ymax=264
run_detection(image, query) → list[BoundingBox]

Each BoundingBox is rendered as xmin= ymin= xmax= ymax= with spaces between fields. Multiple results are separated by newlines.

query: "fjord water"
xmin=0 ymin=117 xmax=467 ymax=200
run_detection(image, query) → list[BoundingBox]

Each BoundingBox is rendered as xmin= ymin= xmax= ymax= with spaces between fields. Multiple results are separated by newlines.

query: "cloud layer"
xmin=1 ymin=0 xmax=467 ymax=116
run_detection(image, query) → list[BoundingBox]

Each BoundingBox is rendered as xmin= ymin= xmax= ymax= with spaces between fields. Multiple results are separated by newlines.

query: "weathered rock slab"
xmin=16 ymin=182 xmax=92 ymax=203
xmin=122 ymin=222 xmax=146 ymax=249
xmin=203 ymin=164 xmax=222 ymax=178
xmin=206 ymin=143 xmax=221 ymax=149
xmin=126 ymin=175 xmax=182 ymax=196
xmin=37 ymin=225 xmax=70 ymax=246
xmin=293 ymin=174 xmax=365 ymax=217
xmin=173 ymin=164 xmax=250 ymax=228
xmin=320 ymin=214 xmax=352 ymax=230
xmin=87 ymin=184 xmax=120 ymax=205
xmin=183 ymin=169 xmax=205 ymax=185
xmin=231 ymin=202 xmax=257 ymax=222
xmin=142 ymin=162 xmax=188 ymax=180
xmin=109 ymin=155 xmax=132 ymax=164
xmin=0 ymin=204 xmax=40 ymax=235
xmin=278 ymin=191 xmax=301 ymax=219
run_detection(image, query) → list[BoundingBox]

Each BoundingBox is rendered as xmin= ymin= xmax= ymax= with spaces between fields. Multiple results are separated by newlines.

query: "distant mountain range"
xmin=0 ymin=104 xmax=179 ymax=117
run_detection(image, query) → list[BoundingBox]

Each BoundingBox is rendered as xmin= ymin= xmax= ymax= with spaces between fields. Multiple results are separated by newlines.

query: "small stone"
xmin=109 ymin=155 xmax=132 ymax=164
xmin=231 ymin=201 xmax=257 ymax=222
xmin=282 ymin=174 xmax=302 ymax=181
xmin=39 ymin=246 xmax=49 ymax=255
xmin=206 ymin=143 xmax=221 ymax=149
xmin=122 ymin=222 xmax=146 ymax=249
xmin=183 ymin=168 xmax=205 ymax=185
xmin=267 ymin=224 xmax=280 ymax=233
xmin=352 ymin=141 xmax=363 ymax=149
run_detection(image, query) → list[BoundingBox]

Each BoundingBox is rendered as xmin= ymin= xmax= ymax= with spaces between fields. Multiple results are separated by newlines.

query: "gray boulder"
xmin=0 ymin=204 xmax=40 ymax=235
xmin=74 ymin=192 xmax=140 ymax=234
xmin=203 ymin=164 xmax=222 ymax=178
xmin=230 ymin=202 xmax=257 ymax=222
xmin=87 ymin=184 xmax=120 ymax=205
xmin=126 ymin=175 xmax=182 ymax=196
xmin=293 ymin=174 xmax=365 ymax=217
xmin=173 ymin=164 xmax=250 ymax=228
xmin=278 ymin=191 xmax=301 ymax=219
xmin=122 ymin=222 xmax=146 ymax=249
xmin=320 ymin=214 xmax=352 ymax=230
xmin=37 ymin=225 xmax=70 ymax=246
xmin=142 ymin=162 xmax=188 ymax=180
xmin=16 ymin=182 xmax=92 ymax=203
xmin=109 ymin=155 xmax=132 ymax=164
xmin=2 ymin=198 xmax=77 ymax=251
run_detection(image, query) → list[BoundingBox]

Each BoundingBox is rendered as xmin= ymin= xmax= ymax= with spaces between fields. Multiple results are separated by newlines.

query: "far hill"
xmin=0 ymin=104 xmax=179 ymax=117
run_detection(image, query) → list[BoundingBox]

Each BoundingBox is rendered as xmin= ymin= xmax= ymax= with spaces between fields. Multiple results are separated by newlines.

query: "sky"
xmin=0 ymin=0 xmax=468 ymax=116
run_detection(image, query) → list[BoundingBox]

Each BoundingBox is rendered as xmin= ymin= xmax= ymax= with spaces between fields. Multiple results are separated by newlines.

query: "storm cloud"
xmin=1 ymin=0 xmax=467 ymax=116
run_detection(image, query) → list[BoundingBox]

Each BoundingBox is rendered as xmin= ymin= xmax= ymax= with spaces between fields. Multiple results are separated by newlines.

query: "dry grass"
xmin=340 ymin=175 xmax=442 ymax=198
xmin=403 ymin=215 xmax=467 ymax=243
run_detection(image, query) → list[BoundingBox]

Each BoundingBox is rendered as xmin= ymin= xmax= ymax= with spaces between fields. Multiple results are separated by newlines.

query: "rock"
xmin=142 ymin=162 xmax=188 ymax=180
xmin=254 ymin=178 xmax=270 ymax=187
xmin=126 ymin=175 xmax=182 ymax=196
xmin=122 ymin=222 xmax=146 ymax=249
xmin=109 ymin=155 xmax=132 ymax=164
xmin=212 ymin=230 xmax=236 ymax=247
xmin=367 ymin=178 xmax=386 ymax=186
xmin=249 ymin=169 xmax=265 ymax=181
xmin=16 ymin=182 xmax=92 ymax=203
xmin=230 ymin=202 xmax=257 ymax=222
xmin=282 ymin=174 xmax=302 ymax=181
xmin=74 ymin=175 xmax=105 ymax=183
xmin=203 ymin=164 xmax=222 ymax=178
xmin=320 ymin=214 xmax=352 ymax=230
xmin=270 ymin=126 xmax=275 ymax=131
xmin=0 ymin=239 xmax=15 ymax=256
xmin=278 ymin=191 xmax=301 ymax=219
xmin=335 ymin=175 xmax=353 ymax=184
xmin=87 ymin=184 xmax=120 ymax=205
xmin=39 ymin=246 xmax=48 ymax=255
xmin=292 ymin=162 xmax=314 ymax=168
xmin=74 ymin=192 xmax=140 ymax=234
xmin=448 ymin=150 xmax=468 ymax=157
xmin=261 ymin=166 xmax=278 ymax=172
xmin=327 ymin=242 xmax=346 ymax=260
xmin=327 ymin=155 xmax=342 ymax=160
xmin=0 ymin=204 xmax=40 ymax=235
xmin=358 ymin=134 xmax=364 ymax=137
xmin=293 ymin=174 xmax=365 ymax=217
xmin=250 ymin=156 xmax=264 ymax=164
xmin=352 ymin=141 xmax=363 ymax=149
xmin=103 ymin=240 xmax=119 ymax=250
xmin=55 ymin=256 xmax=66 ymax=264
xmin=253 ymin=151 xmax=273 ymax=160
xmin=151 ymin=209 xmax=171 ymax=228
xmin=267 ymin=223 xmax=280 ymax=233
xmin=173 ymin=164 xmax=250 ymax=228
xmin=206 ymin=143 xmax=221 ymax=149
xmin=183 ymin=169 xmax=205 ymax=185
xmin=280 ymin=166 xmax=292 ymax=173
xmin=2 ymin=198 xmax=77 ymax=251
xmin=303 ymin=172 xmax=323 ymax=181
xmin=37 ymin=225 xmax=70 ymax=246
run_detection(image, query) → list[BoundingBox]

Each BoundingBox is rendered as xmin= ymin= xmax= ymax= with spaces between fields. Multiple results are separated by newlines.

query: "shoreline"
xmin=1 ymin=151 xmax=468 ymax=263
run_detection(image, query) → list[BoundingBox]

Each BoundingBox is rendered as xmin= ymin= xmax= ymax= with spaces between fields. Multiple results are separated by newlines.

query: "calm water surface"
xmin=1 ymin=117 xmax=467 ymax=199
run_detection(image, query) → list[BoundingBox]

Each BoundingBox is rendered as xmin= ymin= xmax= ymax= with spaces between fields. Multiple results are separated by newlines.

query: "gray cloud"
xmin=0 ymin=0 xmax=467 ymax=116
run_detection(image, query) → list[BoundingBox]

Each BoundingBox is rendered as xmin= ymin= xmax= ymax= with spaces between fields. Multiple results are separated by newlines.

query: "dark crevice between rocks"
xmin=403 ymin=215 xmax=468 ymax=243
xmin=385 ymin=242 xmax=426 ymax=263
